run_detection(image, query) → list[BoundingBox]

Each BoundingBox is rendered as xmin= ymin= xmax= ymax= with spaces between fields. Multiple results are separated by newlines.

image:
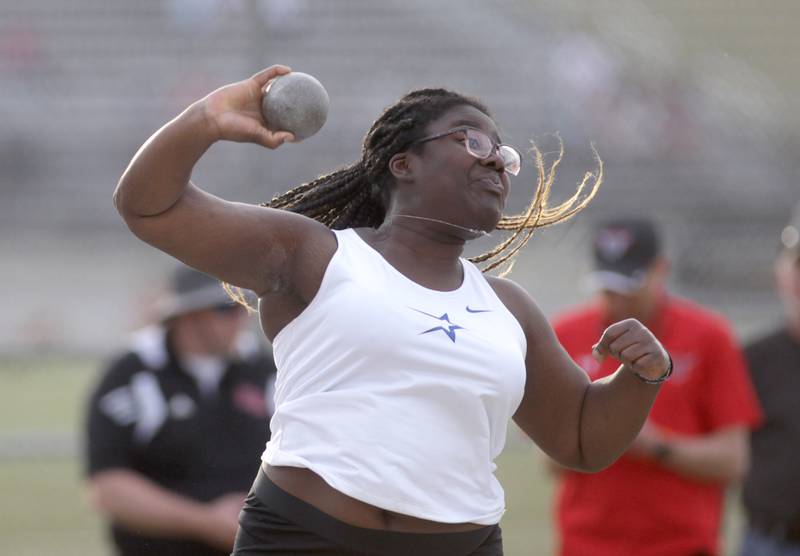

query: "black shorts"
xmin=232 ymin=467 xmax=503 ymax=556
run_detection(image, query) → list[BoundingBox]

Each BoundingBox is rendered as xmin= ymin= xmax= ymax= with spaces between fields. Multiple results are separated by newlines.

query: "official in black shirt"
xmin=84 ymin=265 xmax=277 ymax=556
xmin=740 ymin=204 xmax=800 ymax=556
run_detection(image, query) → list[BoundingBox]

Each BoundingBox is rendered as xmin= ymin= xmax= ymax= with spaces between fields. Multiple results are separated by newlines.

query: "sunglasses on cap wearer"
xmin=411 ymin=126 xmax=522 ymax=176
xmin=209 ymin=303 xmax=245 ymax=315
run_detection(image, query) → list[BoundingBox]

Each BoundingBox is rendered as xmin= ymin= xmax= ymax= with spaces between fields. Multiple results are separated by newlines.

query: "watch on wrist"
xmin=651 ymin=441 xmax=672 ymax=462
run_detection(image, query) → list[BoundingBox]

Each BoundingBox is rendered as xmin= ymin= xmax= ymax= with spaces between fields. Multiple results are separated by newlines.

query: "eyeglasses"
xmin=411 ymin=126 xmax=521 ymax=176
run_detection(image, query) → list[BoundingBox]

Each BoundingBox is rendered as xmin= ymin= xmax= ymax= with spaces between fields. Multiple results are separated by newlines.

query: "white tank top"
xmin=263 ymin=228 xmax=527 ymax=524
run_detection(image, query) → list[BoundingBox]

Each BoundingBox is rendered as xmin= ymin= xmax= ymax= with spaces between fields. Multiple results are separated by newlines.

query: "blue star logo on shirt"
xmin=410 ymin=308 xmax=464 ymax=343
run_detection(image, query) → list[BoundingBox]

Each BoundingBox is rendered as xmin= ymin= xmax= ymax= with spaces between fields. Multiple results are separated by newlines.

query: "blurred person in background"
xmin=739 ymin=203 xmax=800 ymax=556
xmin=111 ymin=64 xmax=674 ymax=556
xmin=84 ymin=264 xmax=277 ymax=556
xmin=549 ymin=217 xmax=762 ymax=556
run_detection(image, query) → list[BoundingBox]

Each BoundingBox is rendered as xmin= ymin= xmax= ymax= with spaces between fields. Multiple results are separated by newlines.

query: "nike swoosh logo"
xmin=466 ymin=306 xmax=492 ymax=313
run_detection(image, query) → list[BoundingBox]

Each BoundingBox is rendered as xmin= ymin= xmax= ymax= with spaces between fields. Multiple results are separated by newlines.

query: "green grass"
xmin=0 ymin=447 xmax=553 ymax=556
xmin=0 ymin=458 xmax=106 ymax=556
xmin=0 ymin=358 xmax=743 ymax=555
xmin=0 ymin=357 xmax=98 ymax=432
xmin=497 ymin=442 xmax=556 ymax=555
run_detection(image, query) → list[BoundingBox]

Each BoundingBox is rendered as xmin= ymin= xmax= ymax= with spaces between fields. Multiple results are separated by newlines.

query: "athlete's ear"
xmin=389 ymin=153 xmax=413 ymax=181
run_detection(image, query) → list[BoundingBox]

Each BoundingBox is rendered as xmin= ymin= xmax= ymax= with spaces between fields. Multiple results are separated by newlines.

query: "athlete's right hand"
xmin=200 ymin=64 xmax=295 ymax=149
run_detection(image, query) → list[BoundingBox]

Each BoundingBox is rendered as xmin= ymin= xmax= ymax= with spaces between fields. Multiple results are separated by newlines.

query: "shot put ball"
xmin=261 ymin=72 xmax=329 ymax=140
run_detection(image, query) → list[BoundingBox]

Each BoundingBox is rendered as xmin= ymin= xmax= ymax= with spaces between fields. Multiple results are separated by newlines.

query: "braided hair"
xmin=267 ymin=88 xmax=603 ymax=273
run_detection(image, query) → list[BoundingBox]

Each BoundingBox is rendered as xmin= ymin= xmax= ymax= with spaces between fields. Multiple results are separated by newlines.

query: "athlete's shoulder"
xmin=483 ymin=275 xmax=549 ymax=335
xmin=484 ymin=274 xmax=528 ymax=298
xmin=484 ymin=275 xmax=539 ymax=310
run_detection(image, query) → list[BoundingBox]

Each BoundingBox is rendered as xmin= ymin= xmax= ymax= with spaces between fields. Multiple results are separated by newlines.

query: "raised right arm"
xmin=113 ymin=65 xmax=335 ymax=300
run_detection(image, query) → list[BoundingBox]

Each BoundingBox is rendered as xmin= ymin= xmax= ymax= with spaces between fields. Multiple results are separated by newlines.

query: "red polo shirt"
xmin=552 ymin=295 xmax=762 ymax=556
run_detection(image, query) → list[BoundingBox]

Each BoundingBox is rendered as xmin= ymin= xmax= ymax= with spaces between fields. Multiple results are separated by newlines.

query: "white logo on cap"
xmin=596 ymin=229 xmax=634 ymax=261
xmin=782 ymin=225 xmax=799 ymax=250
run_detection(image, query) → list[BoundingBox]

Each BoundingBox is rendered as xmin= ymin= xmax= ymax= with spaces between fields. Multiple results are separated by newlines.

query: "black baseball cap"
xmin=780 ymin=202 xmax=800 ymax=255
xmin=587 ymin=218 xmax=661 ymax=293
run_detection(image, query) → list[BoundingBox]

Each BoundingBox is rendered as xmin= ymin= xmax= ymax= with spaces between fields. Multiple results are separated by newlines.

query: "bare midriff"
xmin=265 ymin=464 xmax=486 ymax=533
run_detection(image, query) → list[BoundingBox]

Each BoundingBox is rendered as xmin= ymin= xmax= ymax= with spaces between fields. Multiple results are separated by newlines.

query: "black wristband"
xmin=631 ymin=352 xmax=673 ymax=385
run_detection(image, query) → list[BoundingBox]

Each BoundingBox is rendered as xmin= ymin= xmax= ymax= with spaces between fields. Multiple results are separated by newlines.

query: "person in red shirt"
xmin=550 ymin=218 xmax=763 ymax=556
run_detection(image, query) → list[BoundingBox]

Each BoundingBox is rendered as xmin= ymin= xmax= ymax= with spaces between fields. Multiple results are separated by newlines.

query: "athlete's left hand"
xmin=591 ymin=318 xmax=670 ymax=382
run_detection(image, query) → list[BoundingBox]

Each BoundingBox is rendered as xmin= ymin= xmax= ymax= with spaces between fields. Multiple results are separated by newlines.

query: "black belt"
xmin=750 ymin=514 xmax=800 ymax=543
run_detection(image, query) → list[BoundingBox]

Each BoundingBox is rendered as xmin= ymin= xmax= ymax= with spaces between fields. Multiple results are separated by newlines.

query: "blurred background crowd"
xmin=1 ymin=1 xmax=798 ymax=555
